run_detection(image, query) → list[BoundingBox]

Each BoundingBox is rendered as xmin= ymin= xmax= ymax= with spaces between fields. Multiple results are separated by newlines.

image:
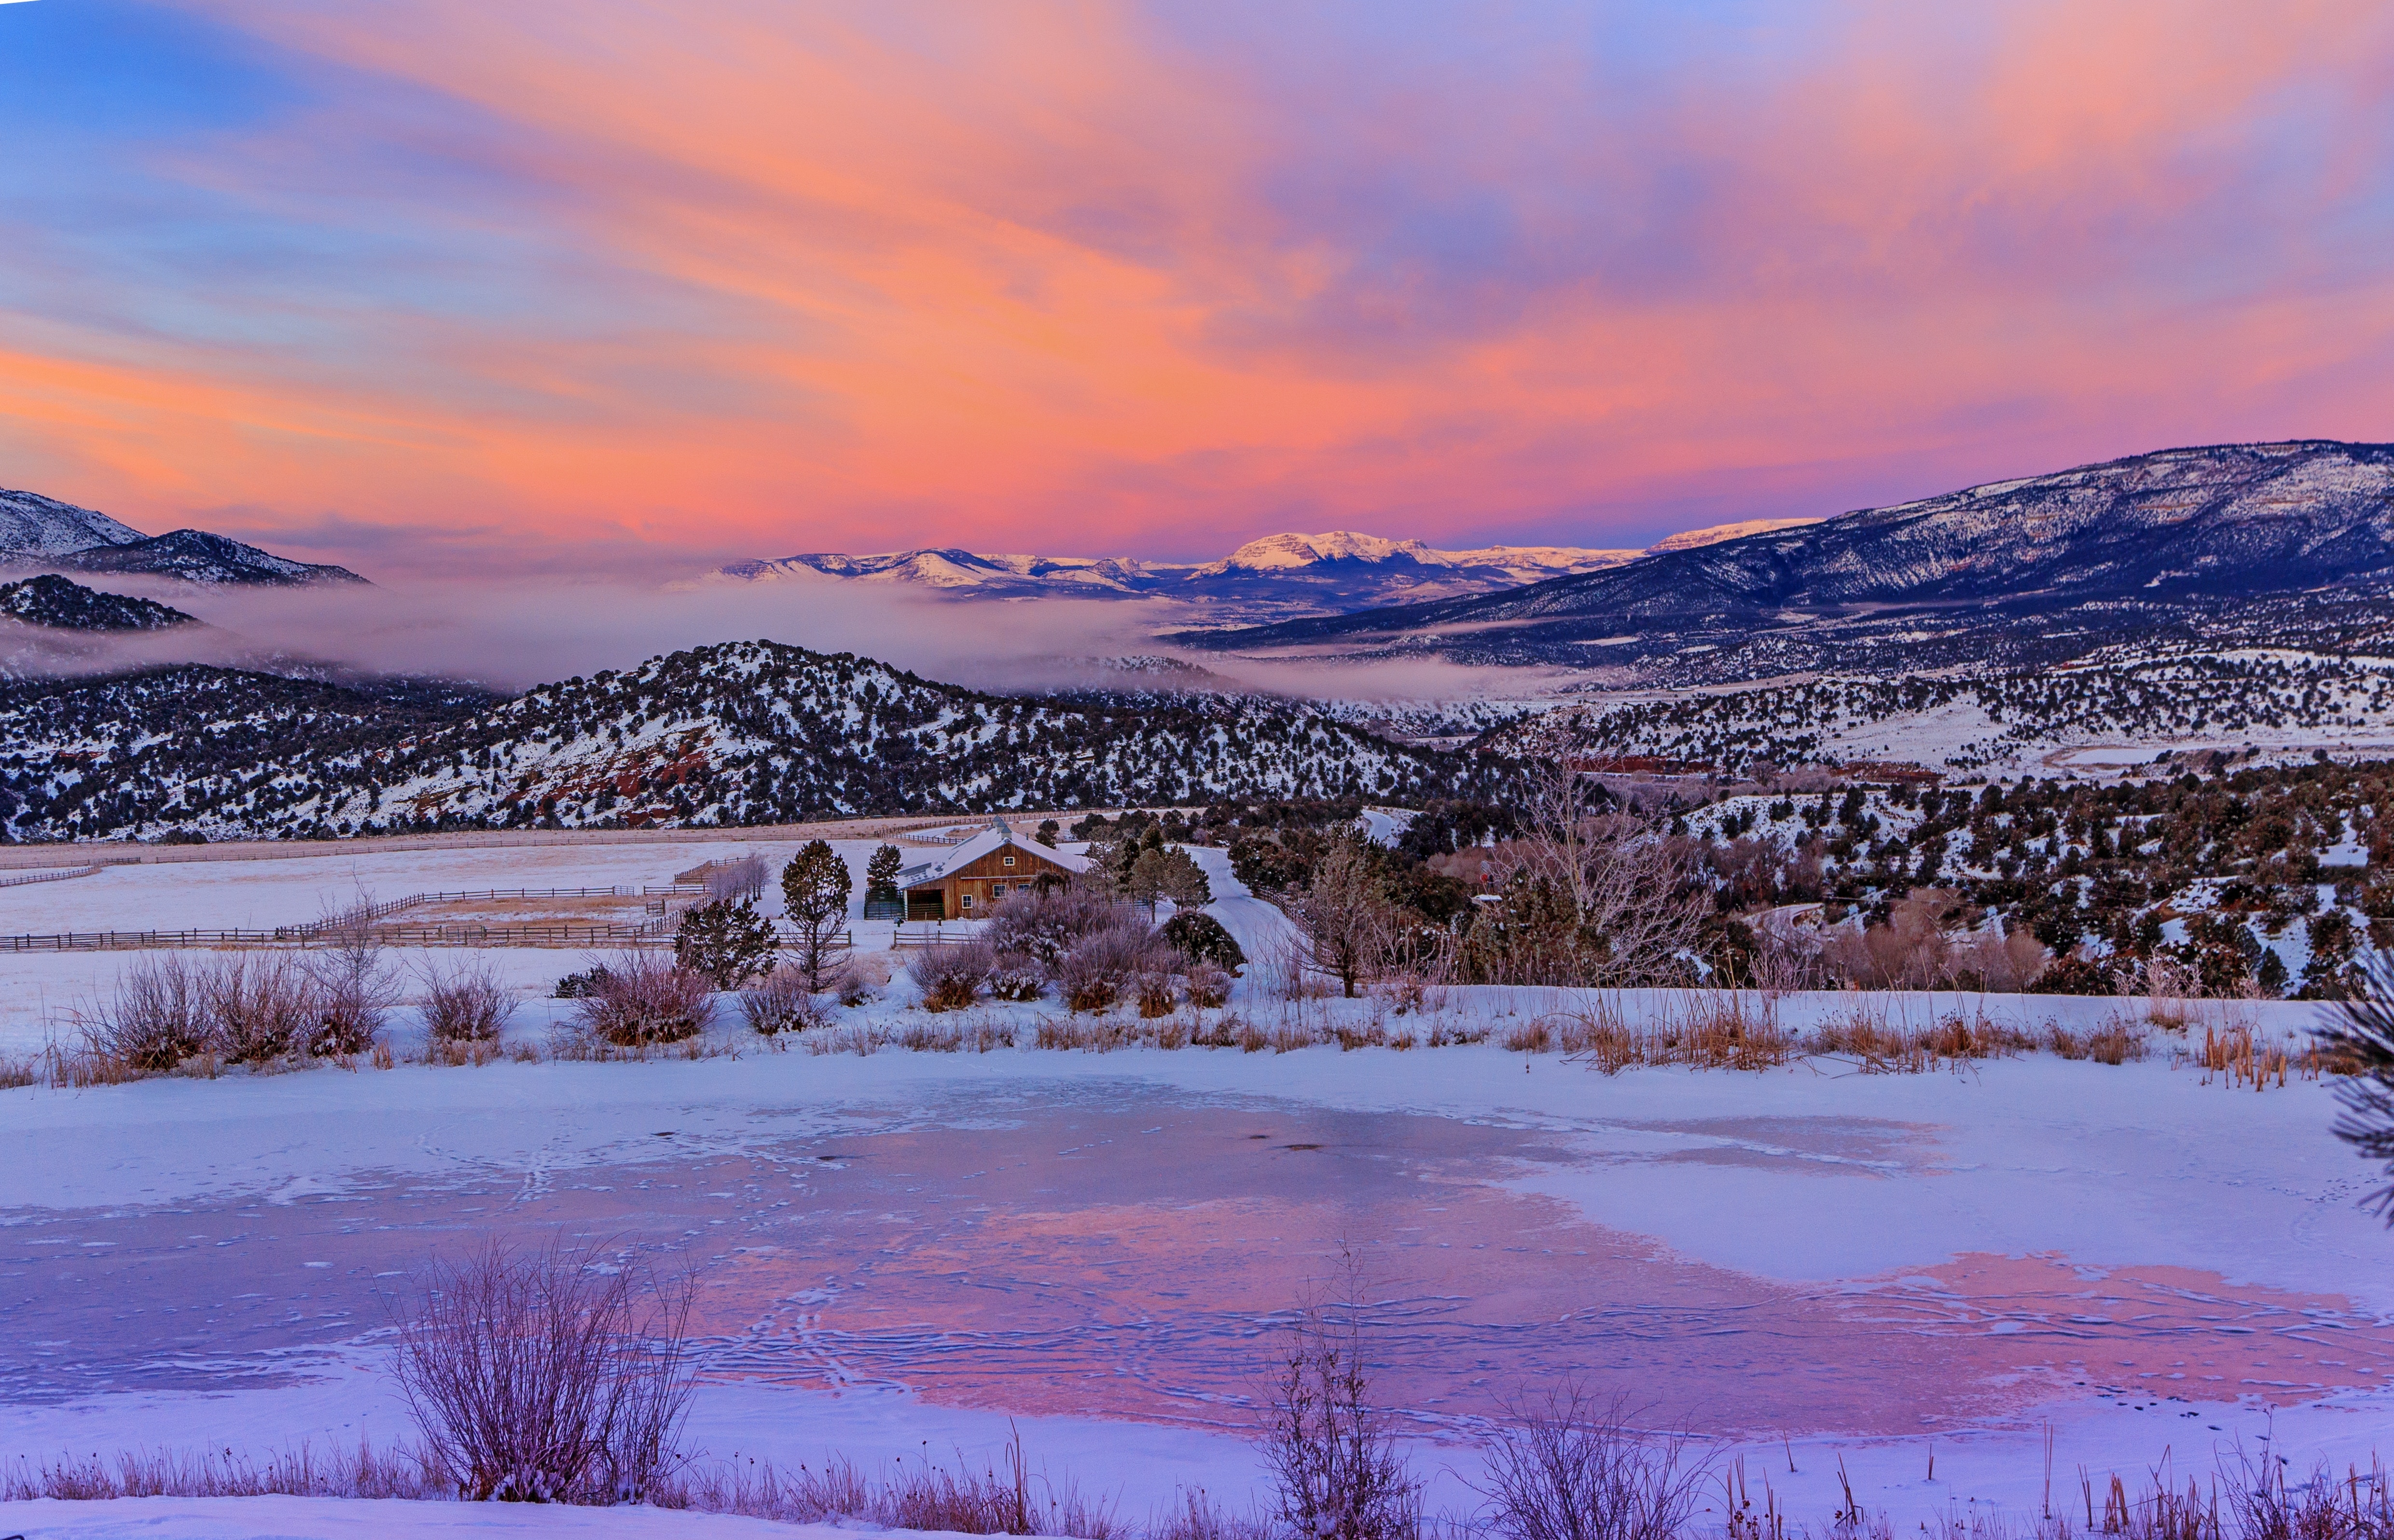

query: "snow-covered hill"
xmin=0 ymin=640 xmax=1501 ymax=841
xmin=0 ymin=488 xmax=145 ymax=557
xmin=0 ymin=487 xmax=368 ymax=585
xmin=1190 ymin=440 xmax=2394 ymax=673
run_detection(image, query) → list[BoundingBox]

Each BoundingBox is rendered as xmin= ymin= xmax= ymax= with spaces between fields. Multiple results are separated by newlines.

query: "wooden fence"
xmin=0 ymin=866 xmax=102 ymax=890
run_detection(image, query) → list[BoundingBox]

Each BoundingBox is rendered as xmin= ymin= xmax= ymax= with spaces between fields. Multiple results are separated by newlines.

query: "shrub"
xmin=81 ymin=954 xmax=208 ymax=1071
xmin=1479 ymin=1389 xmax=1705 ymax=1540
xmin=419 ymin=959 xmax=519 ymax=1044
xmin=832 ymin=965 xmax=877 ymax=1008
xmin=910 ymin=939 xmax=993 ymax=1013
xmin=205 ymin=955 xmax=322 ymax=1064
xmin=674 ymin=898 xmax=778 ymax=989
xmin=739 ymin=967 xmax=831 ymax=1035
xmin=304 ymin=899 xmax=400 ymax=1057
xmin=572 ymin=951 xmax=715 ymax=1046
xmin=1184 ymin=962 xmax=1232 ymax=1010
xmin=1135 ymin=972 xmax=1178 ymax=1018
xmin=1262 ymin=1286 xmax=1418 ymax=1540
xmin=986 ymin=884 xmax=1119 ymax=970
xmin=1160 ymin=911 xmax=1245 ymax=971
xmin=1059 ymin=921 xmax=1164 ymax=1014
xmin=988 ymin=951 xmax=1046 ymax=1002
xmin=390 ymin=1239 xmax=695 ymax=1504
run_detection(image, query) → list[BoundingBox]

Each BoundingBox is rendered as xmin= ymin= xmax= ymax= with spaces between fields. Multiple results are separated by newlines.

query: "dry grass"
xmin=0 ymin=1053 xmax=36 ymax=1090
xmin=804 ymin=1024 xmax=884 ymax=1057
xmin=667 ymin=1429 xmax=1121 ymax=1538
xmin=1525 ymin=992 xmax=1795 ymax=1074
xmin=2188 ymin=1023 xmax=2325 ymax=1090
xmin=1811 ymin=1002 xmax=2037 ymax=1074
xmin=1 ymin=1439 xmax=435 ymax=1502
xmin=2048 ymin=1018 xmax=2147 ymax=1066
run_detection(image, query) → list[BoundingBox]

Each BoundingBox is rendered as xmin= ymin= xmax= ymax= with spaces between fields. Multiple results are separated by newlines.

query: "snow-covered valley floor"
xmin=5 ymin=837 xmax=2393 ymax=1538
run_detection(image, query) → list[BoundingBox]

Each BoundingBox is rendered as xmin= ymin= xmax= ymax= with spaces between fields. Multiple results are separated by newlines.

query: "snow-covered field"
xmin=5 ymin=837 xmax=2393 ymax=1538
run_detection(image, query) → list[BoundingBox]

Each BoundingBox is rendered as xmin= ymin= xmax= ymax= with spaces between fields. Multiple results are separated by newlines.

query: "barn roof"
xmin=898 ymin=818 xmax=1089 ymax=887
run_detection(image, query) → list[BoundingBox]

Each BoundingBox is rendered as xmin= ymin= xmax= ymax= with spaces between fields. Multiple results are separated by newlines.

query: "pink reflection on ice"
xmin=681 ymin=1104 xmax=2394 ymax=1440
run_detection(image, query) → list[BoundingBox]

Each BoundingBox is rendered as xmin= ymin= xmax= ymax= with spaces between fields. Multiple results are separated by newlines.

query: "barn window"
xmin=992 ymin=883 xmax=1007 ymax=896
xmin=1003 ymin=854 xmax=1016 ymax=867
xmin=961 ymin=894 xmax=974 ymax=910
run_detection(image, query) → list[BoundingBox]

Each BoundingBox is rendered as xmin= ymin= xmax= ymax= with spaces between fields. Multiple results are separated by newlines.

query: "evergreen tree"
xmin=675 ymin=898 xmax=778 ymax=988
xmin=864 ymin=843 xmax=902 ymax=901
xmin=783 ymin=839 xmax=855 ymax=990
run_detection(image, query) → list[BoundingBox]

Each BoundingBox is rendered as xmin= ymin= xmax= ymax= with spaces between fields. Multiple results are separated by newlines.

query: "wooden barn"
xmin=898 ymin=818 xmax=1088 ymax=921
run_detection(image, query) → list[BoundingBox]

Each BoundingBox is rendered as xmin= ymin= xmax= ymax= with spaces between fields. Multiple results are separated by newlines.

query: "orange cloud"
xmin=2 ymin=0 xmax=2390 ymax=575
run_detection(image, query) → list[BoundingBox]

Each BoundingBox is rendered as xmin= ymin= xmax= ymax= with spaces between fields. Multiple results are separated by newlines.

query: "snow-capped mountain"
xmin=55 ymin=529 xmax=366 ymax=586
xmin=0 ymin=489 xmax=147 ymax=557
xmin=0 ymin=640 xmax=1500 ymax=841
xmin=0 ymin=487 xmax=367 ymax=585
xmin=714 ymin=528 xmax=1657 ymax=622
xmin=1185 ymin=440 xmax=2394 ymax=678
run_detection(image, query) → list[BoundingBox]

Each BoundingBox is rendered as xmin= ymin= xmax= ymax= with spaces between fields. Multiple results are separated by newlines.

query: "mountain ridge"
xmin=1173 ymin=440 xmax=2394 ymax=679
xmin=0 ymin=639 xmax=1500 ymax=841
xmin=0 ymin=488 xmax=368 ymax=585
xmin=707 ymin=521 xmax=1824 ymax=623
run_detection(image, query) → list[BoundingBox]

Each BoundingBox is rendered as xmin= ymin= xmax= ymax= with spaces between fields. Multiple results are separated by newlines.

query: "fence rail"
xmin=0 ymin=865 xmax=102 ymax=890
xmin=0 ymin=918 xmax=676 ymax=952
xmin=889 ymin=923 xmax=989 ymax=949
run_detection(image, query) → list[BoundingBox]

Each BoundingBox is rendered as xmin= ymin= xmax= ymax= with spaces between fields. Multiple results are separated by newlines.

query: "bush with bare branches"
xmin=1184 ymin=961 xmax=1233 ymax=1010
xmin=571 ymin=951 xmax=715 ymax=1046
xmin=1058 ymin=920 xmax=1166 ymax=1013
xmin=911 ymin=937 xmax=995 ymax=1012
xmin=205 ymin=954 xmax=324 ymax=1064
xmin=79 ymin=953 xmax=208 ymax=1071
xmin=986 ymin=882 xmax=1121 ymax=970
xmin=739 ymin=965 xmax=832 ymax=1035
xmin=1261 ymin=1285 xmax=1420 ymax=1540
xmin=1478 ymin=1389 xmax=1707 ymax=1540
xmin=390 ymin=1239 xmax=695 ymax=1504
xmin=305 ymin=893 xmax=401 ymax=1056
xmin=418 ymin=957 xmax=519 ymax=1045
xmin=989 ymin=951 xmax=1047 ymax=1002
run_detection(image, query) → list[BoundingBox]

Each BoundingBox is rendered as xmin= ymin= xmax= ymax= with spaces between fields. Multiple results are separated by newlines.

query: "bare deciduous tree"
xmin=1287 ymin=839 xmax=1392 ymax=998
xmin=1477 ymin=754 xmax=1705 ymax=988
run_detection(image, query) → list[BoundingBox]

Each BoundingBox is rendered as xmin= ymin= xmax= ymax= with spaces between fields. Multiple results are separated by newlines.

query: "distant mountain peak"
xmin=0 ymin=489 xmax=370 ymax=586
xmin=0 ymin=488 xmax=145 ymax=558
xmin=715 ymin=528 xmax=1642 ymax=623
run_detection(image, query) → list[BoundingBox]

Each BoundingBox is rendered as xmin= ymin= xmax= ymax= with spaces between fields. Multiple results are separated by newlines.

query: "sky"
xmin=2 ymin=0 xmax=2393 ymax=581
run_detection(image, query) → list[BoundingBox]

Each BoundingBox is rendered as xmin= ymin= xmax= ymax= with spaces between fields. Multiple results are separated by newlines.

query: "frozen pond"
xmin=11 ymin=1062 xmax=2393 ymax=1454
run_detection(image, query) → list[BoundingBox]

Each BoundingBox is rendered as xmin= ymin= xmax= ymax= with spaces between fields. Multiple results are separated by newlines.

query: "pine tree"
xmin=782 ymin=839 xmax=855 ymax=990
xmin=864 ymin=843 xmax=902 ymax=900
